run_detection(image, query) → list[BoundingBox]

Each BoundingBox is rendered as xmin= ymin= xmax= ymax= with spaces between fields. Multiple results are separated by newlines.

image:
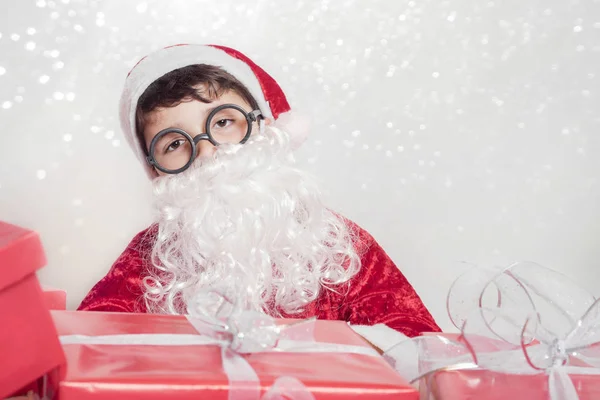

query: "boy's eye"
xmin=166 ymin=139 xmax=185 ymax=153
xmin=214 ymin=118 xmax=234 ymax=129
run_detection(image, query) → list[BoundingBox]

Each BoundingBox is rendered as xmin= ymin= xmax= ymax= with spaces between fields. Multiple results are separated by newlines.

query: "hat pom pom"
xmin=274 ymin=111 xmax=310 ymax=150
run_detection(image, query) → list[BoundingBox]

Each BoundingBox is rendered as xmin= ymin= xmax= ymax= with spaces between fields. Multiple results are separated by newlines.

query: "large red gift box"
xmin=0 ymin=221 xmax=65 ymax=399
xmin=52 ymin=310 xmax=418 ymax=400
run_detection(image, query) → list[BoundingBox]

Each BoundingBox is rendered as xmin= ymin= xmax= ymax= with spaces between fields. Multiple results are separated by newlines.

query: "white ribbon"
xmin=384 ymin=262 xmax=600 ymax=400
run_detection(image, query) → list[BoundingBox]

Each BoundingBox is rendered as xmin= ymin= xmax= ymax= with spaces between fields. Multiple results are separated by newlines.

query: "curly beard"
xmin=142 ymin=125 xmax=361 ymax=316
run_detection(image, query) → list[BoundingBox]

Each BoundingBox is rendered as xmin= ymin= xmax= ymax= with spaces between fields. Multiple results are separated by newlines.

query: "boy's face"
xmin=142 ymin=86 xmax=261 ymax=176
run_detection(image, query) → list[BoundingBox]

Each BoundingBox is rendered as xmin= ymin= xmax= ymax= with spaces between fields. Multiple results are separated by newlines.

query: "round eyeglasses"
xmin=146 ymin=104 xmax=263 ymax=174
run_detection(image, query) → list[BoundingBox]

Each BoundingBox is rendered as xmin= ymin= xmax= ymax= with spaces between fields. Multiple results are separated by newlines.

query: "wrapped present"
xmin=52 ymin=292 xmax=417 ymax=400
xmin=41 ymin=285 xmax=67 ymax=310
xmin=0 ymin=221 xmax=65 ymax=399
xmin=430 ymin=367 xmax=600 ymax=400
xmin=384 ymin=262 xmax=600 ymax=400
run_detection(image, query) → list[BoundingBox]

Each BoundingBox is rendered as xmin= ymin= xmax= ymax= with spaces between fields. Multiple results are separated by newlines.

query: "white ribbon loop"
xmin=262 ymin=377 xmax=316 ymax=400
xmin=186 ymin=288 xmax=317 ymax=354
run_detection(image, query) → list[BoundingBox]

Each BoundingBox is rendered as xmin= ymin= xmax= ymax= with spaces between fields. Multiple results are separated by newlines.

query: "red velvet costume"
xmin=79 ymin=218 xmax=440 ymax=338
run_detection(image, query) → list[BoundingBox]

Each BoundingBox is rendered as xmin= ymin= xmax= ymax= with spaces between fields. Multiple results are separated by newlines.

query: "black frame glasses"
xmin=146 ymin=104 xmax=263 ymax=174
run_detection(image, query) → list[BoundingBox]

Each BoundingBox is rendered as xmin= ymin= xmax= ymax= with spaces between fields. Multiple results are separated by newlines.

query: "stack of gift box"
xmin=4 ymin=219 xmax=600 ymax=399
xmin=0 ymin=221 xmax=66 ymax=399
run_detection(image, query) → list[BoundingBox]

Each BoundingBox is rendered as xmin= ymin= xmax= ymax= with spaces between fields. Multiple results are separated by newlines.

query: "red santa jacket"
xmin=78 ymin=218 xmax=440 ymax=337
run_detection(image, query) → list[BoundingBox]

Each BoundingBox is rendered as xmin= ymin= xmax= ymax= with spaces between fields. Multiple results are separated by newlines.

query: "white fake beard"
xmin=143 ymin=125 xmax=361 ymax=316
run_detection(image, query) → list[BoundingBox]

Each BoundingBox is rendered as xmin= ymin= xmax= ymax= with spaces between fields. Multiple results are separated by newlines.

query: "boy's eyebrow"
xmin=162 ymin=103 xmax=223 ymax=130
xmin=201 ymin=102 xmax=227 ymax=118
xmin=155 ymin=101 xmax=231 ymax=135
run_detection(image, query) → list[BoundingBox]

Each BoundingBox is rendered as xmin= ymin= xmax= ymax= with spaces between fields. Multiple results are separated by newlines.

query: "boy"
xmin=78 ymin=44 xmax=440 ymax=339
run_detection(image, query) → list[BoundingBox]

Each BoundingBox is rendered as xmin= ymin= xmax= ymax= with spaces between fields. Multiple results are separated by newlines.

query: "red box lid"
xmin=41 ymin=285 xmax=68 ymax=310
xmin=0 ymin=221 xmax=47 ymax=292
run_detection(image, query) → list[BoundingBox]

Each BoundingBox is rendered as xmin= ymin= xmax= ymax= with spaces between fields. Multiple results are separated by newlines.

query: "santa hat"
xmin=119 ymin=44 xmax=309 ymax=179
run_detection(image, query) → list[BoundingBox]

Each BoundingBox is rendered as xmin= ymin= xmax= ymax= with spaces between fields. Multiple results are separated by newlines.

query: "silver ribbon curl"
xmin=383 ymin=261 xmax=600 ymax=400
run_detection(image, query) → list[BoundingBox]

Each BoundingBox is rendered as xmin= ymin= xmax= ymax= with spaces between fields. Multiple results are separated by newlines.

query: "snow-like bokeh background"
xmin=1 ymin=0 xmax=599 ymax=330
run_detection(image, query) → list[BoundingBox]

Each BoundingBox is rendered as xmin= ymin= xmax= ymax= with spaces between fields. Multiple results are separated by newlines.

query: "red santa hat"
xmin=119 ymin=44 xmax=309 ymax=179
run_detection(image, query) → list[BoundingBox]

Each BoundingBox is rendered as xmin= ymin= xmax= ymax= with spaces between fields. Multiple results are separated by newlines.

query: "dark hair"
xmin=135 ymin=64 xmax=260 ymax=154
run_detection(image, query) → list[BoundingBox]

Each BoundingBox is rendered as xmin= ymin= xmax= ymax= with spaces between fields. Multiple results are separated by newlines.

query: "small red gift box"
xmin=0 ymin=221 xmax=65 ymax=399
xmin=41 ymin=285 xmax=67 ymax=310
xmin=52 ymin=310 xmax=418 ymax=400
xmin=431 ymin=369 xmax=600 ymax=400
xmin=416 ymin=333 xmax=600 ymax=400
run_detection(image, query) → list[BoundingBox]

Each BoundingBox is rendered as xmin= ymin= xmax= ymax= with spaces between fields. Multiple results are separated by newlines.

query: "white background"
xmin=1 ymin=0 xmax=599 ymax=330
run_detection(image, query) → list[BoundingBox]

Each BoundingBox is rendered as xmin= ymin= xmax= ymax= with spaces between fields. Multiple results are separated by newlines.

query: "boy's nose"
xmin=196 ymin=140 xmax=217 ymax=159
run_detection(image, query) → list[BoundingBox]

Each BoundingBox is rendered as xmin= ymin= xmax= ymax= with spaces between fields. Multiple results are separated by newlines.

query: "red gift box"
xmin=416 ymin=333 xmax=600 ymax=400
xmin=52 ymin=310 xmax=418 ymax=400
xmin=0 ymin=221 xmax=65 ymax=399
xmin=41 ymin=285 xmax=67 ymax=310
xmin=431 ymin=369 xmax=600 ymax=400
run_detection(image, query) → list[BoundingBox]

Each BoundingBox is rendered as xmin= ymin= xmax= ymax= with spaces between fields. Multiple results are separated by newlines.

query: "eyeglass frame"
xmin=145 ymin=103 xmax=264 ymax=175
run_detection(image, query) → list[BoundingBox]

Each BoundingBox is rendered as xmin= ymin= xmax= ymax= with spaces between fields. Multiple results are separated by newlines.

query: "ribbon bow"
xmin=186 ymin=288 xmax=317 ymax=400
xmin=384 ymin=261 xmax=600 ymax=400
